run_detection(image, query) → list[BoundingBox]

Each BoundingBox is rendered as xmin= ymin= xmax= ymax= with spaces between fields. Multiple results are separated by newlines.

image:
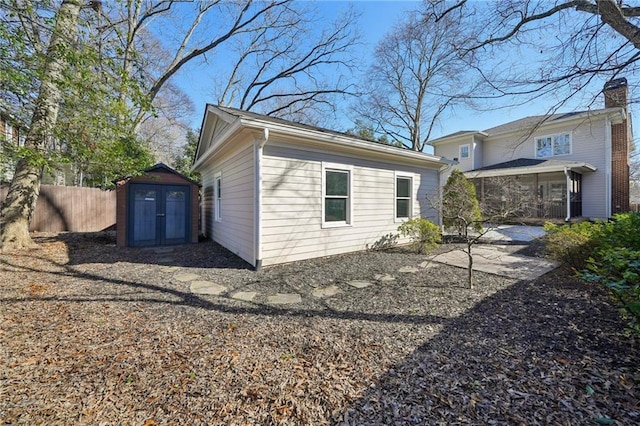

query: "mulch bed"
xmin=0 ymin=232 xmax=637 ymax=425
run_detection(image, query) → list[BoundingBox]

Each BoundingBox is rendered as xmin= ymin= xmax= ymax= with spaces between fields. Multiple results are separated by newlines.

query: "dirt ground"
xmin=0 ymin=232 xmax=637 ymax=425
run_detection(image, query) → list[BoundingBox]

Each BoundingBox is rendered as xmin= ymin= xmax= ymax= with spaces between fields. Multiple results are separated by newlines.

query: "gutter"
xmin=240 ymin=119 xmax=451 ymax=167
xmin=253 ymin=128 xmax=269 ymax=271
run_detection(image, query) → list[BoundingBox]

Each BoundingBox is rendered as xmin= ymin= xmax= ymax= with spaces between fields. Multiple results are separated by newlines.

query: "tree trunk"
xmin=0 ymin=0 xmax=82 ymax=252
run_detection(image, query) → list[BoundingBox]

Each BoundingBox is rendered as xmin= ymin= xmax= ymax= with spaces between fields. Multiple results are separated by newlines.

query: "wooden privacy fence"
xmin=0 ymin=185 xmax=116 ymax=232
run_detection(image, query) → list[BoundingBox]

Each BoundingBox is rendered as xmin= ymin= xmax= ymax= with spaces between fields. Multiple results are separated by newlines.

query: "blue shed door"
xmin=129 ymin=184 xmax=190 ymax=246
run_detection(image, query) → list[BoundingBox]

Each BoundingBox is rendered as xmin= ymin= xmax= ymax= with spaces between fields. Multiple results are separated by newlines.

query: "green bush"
xmin=543 ymin=220 xmax=604 ymax=270
xmin=599 ymin=211 xmax=640 ymax=250
xmin=398 ymin=218 xmax=441 ymax=254
xmin=546 ymin=213 xmax=640 ymax=334
xmin=582 ymin=248 xmax=640 ymax=334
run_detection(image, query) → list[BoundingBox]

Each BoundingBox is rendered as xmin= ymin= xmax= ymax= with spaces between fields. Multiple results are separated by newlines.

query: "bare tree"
xmin=213 ymin=5 xmax=360 ymax=124
xmin=459 ymin=0 xmax=640 ymax=107
xmin=354 ymin=1 xmax=481 ymax=151
xmin=0 ymin=0 xmax=360 ymax=250
xmin=434 ymin=170 xmax=533 ymax=289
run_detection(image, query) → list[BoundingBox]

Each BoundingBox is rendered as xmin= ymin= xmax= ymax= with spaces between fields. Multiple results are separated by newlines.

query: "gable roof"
xmin=113 ymin=162 xmax=201 ymax=186
xmin=193 ymin=105 xmax=452 ymax=170
xmin=428 ymin=107 xmax=624 ymax=146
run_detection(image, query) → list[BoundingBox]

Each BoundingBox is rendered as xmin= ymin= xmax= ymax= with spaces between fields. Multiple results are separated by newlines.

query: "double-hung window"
xmin=214 ymin=172 xmax=222 ymax=222
xmin=395 ymin=173 xmax=413 ymax=221
xmin=322 ymin=163 xmax=352 ymax=227
xmin=459 ymin=144 xmax=470 ymax=159
xmin=536 ymin=133 xmax=571 ymax=158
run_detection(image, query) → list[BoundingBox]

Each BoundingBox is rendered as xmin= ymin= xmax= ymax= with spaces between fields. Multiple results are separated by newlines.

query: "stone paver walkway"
xmin=167 ymin=243 xmax=553 ymax=304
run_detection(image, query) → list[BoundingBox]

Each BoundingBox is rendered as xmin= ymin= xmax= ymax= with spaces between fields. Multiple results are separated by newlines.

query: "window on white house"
xmin=4 ymin=122 xmax=13 ymax=143
xmin=214 ymin=173 xmax=222 ymax=222
xmin=536 ymin=133 xmax=571 ymax=158
xmin=459 ymin=144 xmax=470 ymax=159
xmin=396 ymin=176 xmax=412 ymax=220
xmin=324 ymin=168 xmax=351 ymax=225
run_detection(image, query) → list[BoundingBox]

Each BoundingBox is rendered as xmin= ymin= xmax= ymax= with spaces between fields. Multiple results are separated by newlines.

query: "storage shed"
xmin=115 ymin=163 xmax=200 ymax=247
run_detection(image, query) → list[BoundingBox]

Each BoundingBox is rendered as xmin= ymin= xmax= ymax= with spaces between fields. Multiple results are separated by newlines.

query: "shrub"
xmin=442 ymin=169 xmax=482 ymax=234
xmin=600 ymin=212 xmax=640 ymax=250
xmin=581 ymin=248 xmax=640 ymax=334
xmin=543 ymin=220 xmax=604 ymax=270
xmin=398 ymin=218 xmax=441 ymax=254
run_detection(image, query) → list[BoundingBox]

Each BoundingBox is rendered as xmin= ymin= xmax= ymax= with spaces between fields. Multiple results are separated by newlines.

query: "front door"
xmin=129 ymin=184 xmax=190 ymax=246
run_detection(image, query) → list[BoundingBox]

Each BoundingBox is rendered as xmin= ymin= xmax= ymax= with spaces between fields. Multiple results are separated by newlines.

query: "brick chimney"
xmin=603 ymin=77 xmax=630 ymax=214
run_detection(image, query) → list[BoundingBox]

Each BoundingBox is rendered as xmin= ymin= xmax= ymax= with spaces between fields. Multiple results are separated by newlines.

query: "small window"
xmin=459 ymin=144 xmax=470 ymax=159
xmin=536 ymin=133 xmax=571 ymax=158
xmin=214 ymin=173 xmax=222 ymax=222
xmin=322 ymin=163 xmax=352 ymax=227
xmin=396 ymin=176 xmax=412 ymax=220
xmin=4 ymin=122 xmax=13 ymax=143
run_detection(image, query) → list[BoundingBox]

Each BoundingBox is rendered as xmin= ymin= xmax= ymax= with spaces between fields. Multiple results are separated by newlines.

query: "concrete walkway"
xmin=428 ymin=245 xmax=556 ymax=280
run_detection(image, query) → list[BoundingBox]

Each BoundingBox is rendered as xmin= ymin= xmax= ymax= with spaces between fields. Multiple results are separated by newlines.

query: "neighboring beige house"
xmin=428 ymin=79 xmax=632 ymax=220
xmin=0 ymin=111 xmax=27 ymax=183
xmin=193 ymin=105 xmax=450 ymax=269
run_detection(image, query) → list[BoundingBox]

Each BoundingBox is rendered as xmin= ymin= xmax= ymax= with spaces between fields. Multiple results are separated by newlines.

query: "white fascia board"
xmin=192 ymin=119 xmax=243 ymax=171
xmin=465 ymin=163 xmax=597 ymax=179
xmin=240 ymin=118 xmax=453 ymax=168
xmin=428 ymin=131 xmax=487 ymax=147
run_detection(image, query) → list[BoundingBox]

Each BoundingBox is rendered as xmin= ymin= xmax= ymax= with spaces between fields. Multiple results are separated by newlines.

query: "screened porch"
xmin=464 ymin=159 xmax=596 ymax=221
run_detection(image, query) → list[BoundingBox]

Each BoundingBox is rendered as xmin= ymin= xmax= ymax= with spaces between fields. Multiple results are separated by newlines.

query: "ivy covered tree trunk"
xmin=0 ymin=0 xmax=82 ymax=251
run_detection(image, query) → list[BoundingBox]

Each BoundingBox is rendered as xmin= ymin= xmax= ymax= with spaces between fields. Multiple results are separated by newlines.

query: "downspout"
xmin=604 ymin=117 xmax=613 ymax=218
xmin=253 ymin=128 xmax=269 ymax=271
xmin=563 ymin=166 xmax=571 ymax=222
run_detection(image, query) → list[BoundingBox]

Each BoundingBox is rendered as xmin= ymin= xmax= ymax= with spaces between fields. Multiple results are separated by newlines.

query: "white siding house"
xmin=193 ymin=105 xmax=450 ymax=269
xmin=428 ymin=79 xmax=632 ymax=220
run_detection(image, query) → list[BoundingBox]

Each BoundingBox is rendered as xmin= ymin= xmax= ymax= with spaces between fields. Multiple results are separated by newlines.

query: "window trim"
xmin=535 ymin=132 xmax=572 ymax=158
xmin=459 ymin=144 xmax=470 ymax=159
xmin=394 ymin=171 xmax=414 ymax=222
xmin=321 ymin=162 xmax=353 ymax=228
xmin=214 ymin=172 xmax=222 ymax=222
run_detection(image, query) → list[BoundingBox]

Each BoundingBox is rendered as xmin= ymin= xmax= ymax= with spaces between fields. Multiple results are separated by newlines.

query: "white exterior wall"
xmin=432 ymin=137 xmax=475 ymax=171
xmin=260 ymin=142 xmax=440 ymax=266
xmin=200 ymin=141 xmax=255 ymax=265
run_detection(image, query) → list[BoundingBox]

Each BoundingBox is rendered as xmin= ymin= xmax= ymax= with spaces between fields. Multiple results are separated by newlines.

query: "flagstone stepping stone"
xmin=190 ymin=281 xmax=227 ymax=295
xmin=312 ymin=285 xmax=341 ymax=298
xmin=419 ymin=261 xmax=438 ymax=269
xmin=160 ymin=266 xmax=180 ymax=273
xmin=347 ymin=280 xmax=373 ymax=289
xmin=398 ymin=266 xmax=420 ymax=273
xmin=174 ymin=272 xmax=201 ymax=282
xmin=232 ymin=291 xmax=258 ymax=302
xmin=374 ymin=273 xmax=395 ymax=282
xmin=267 ymin=293 xmax=302 ymax=304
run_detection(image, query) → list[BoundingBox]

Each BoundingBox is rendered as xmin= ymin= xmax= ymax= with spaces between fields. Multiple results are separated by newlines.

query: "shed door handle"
xmin=157 ymin=213 xmax=165 ymax=217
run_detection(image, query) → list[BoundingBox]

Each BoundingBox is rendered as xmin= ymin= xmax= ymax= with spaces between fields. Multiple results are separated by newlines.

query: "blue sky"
xmin=174 ymin=0 xmax=627 ymax=153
